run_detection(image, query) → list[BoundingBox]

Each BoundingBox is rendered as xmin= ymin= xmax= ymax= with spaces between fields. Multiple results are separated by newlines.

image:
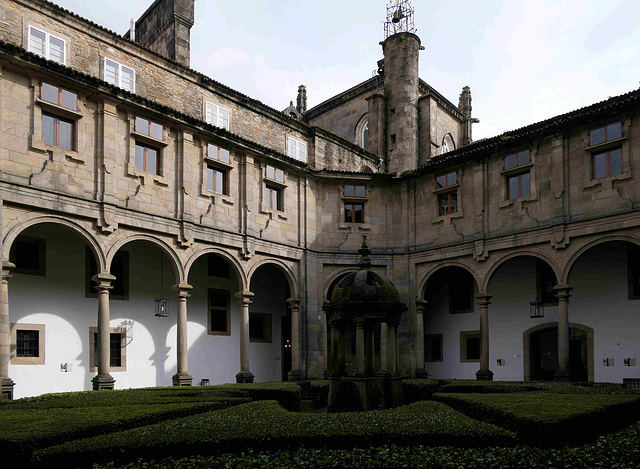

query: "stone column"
xmin=379 ymin=322 xmax=388 ymax=374
xmin=322 ymin=312 xmax=329 ymax=378
xmin=287 ymin=296 xmax=302 ymax=381
xmin=554 ymin=284 xmax=573 ymax=381
xmin=355 ymin=319 xmax=365 ymax=376
xmin=387 ymin=322 xmax=397 ymax=374
xmin=1 ymin=261 xmax=15 ymax=400
xmin=92 ymin=273 xmax=116 ymax=390
xmin=475 ymin=293 xmax=494 ymax=381
xmin=172 ymin=283 xmax=193 ymax=386
xmin=235 ymin=291 xmax=255 ymax=383
xmin=415 ymin=299 xmax=428 ymax=378
xmin=365 ymin=324 xmax=375 ymax=375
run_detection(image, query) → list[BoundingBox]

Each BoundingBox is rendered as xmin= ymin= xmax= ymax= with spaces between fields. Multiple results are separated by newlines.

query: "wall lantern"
xmin=529 ymin=300 xmax=544 ymax=318
xmin=155 ymin=254 xmax=169 ymax=318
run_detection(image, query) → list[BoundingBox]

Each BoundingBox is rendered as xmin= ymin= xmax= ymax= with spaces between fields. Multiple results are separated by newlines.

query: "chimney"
xmin=296 ymin=85 xmax=307 ymax=114
xmin=128 ymin=0 xmax=195 ymax=67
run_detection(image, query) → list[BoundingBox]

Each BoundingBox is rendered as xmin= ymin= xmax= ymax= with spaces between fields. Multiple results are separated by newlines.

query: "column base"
xmin=92 ymin=374 xmax=116 ymax=390
xmin=1 ymin=377 xmax=15 ymax=400
xmin=236 ymin=371 xmax=255 ymax=383
xmin=172 ymin=372 xmax=193 ymax=386
xmin=415 ymin=368 xmax=429 ymax=379
xmin=287 ymin=369 xmax=303 ymax=382
xmin=554 ymin=370 xmax=571 ymax=381
xmin=475 ymin=369 xmax=494 ymax=381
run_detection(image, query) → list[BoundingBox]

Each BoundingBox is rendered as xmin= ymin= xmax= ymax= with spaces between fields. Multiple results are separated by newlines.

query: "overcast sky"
xmin=51 ymin=0 xmax=640 ymax=140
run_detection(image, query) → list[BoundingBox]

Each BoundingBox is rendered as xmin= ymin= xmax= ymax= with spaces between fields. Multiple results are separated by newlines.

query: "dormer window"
xmin=104 ymin=58 xmax=135 ymax=92
xmin=287 ymin=137 xmax=306 ymax=162
xmin=205 ymin=102 xmax=230 ymax=130
xmin=28 ymin=26 xmax=65 ymax=64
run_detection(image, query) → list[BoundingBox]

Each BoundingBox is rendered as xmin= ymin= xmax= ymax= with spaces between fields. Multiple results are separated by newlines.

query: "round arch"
xmin=247 ymin=258 xmax=299 ymax=298
xmin=106 ymin=234 xmax=184 ymax=283
xmin=562 ymin=235 xmax=640 ymax=284
xmin=323 ymin=267 xmax=357 ymax=301
xmin=184 ymin=247 xmax=248 ymax=292
xmin=418 ymin=260 xmax=481 ymax=299
xmin=2 ymin=214 xmax=106 ymax=270
xmin=483 ymin=250 xmax=561 ymax=292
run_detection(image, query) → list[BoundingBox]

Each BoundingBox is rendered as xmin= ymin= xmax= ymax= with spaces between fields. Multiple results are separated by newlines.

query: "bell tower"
xmin=382 ymin=0 xmax=421 ymax=174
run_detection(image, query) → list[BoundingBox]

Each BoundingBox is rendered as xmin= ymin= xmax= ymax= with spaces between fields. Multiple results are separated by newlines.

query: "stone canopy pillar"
xmin=287 ymin=296 xmax=302 ymax=381
xmin=379 ymin=321 xmax=388 ymax=374
xmin=235 ymin=291 xmax=255 ymax=383
xmin=387 ymin=321 xmax=398 ymax=374
xmin=415 ymin=299 xmax=428 ymax=378
xmin=92 ymin=272 xmax=116 ymax=390
xmin=554 ymin=284 xmax=573 ymax=381
xmin=1 ymin=260 xmax=15 ymax=400
xmin=355 ymin=319 xmax=365 ymax=376
xmin=475 ymin=293 xmax=494 ymax=381
xmin=172 ymin=283 xmax=193 ymax=386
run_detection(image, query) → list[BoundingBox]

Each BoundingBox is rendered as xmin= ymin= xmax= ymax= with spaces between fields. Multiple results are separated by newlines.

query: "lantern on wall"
xmin=529 ymin=300 xmax=544 ymax=318
xmin=155 ymin=254 xmax=169 ymax=318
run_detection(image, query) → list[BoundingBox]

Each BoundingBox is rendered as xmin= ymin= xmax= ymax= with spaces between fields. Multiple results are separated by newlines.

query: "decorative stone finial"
xmin=358 ymin=235 xmax=372 ymax=270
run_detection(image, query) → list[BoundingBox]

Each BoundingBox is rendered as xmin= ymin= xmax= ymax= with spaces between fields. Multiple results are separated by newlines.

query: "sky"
xmin=50 ymin=0 xmax=640 ymax=140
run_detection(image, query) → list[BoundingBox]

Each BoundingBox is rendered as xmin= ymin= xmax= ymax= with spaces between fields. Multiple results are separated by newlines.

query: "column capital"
xmin=415 ymin=298 xmax=428 ymax=314
xmin=92 ymin=272 xmax=116 ymax=292
xmin=475 ymin=292 xmax=493 ymax=306
xmin=553 ymin=283 xmax=573 ymax=298
xmin=286 ymin=296 xmax=301 ymax=310
xmin=354 ymin=318 xmax=365 ymax=329
xmin=172 ymin=283 xmax=193 ymax=298
xmin=2 ymin=260 xmax=15 ymax=282
xmin=234 ymin=290 xmax=254 ymax=304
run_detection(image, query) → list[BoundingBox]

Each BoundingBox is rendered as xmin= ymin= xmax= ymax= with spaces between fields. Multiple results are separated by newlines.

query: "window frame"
xmin=460 ymin=330 xmax=480 ymax=363
xmin=41 ymin=112 xmax=75 ymax=151
xmin=89 ymin=327 xmax=126 ymax=372
xmin=28 ymin=25 xmax=66 ymax=64
xmin=589 ymin=122 xmax=622 ymax=147
xmin=103 ymin=58 xmax=136 ymax=93
xmin=433 ymin=171 xmax=461 ymax=219
xmin=262 ymin=164 xmax=286 ymax=214
xmin=344 ymin=202 xmax=364 ymax=223
xmin=10 ymin=323 xmax=45 ymax=365
xmin=592 ymin=148 xmax=622 ymax=180
xmin=425 ymin=333 xmax=443 ymax=362
xmin=287 ymin=136 xmax=307 ymax=162
xmin=205 ymin=101 xmax=230 ymax=130
xmin=207 ymin=289 xmax=231 ymax=336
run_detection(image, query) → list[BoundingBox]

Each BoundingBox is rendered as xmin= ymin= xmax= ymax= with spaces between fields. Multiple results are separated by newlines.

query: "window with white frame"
xmin=205 ymin=102 xmax=230 ymax=130
xmin=104 ymin=58 xmax=136 ymax=92
xmin=28 ymin=26 xmax=65 ymax=64
xmin=288 ymin=137 xmax=306 ymax=162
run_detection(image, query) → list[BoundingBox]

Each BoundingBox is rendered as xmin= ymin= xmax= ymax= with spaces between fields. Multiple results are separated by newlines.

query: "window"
xmin=504 ymin=150 xmax=531 ymax=200
xmin=208 ymin=144 xmax=230 ymax=164
xmin=590 ymin=122 xmax=622 ymax=146
xmin=206 ymin=166 xmax=227 ymax=195
xmin=205 ymin=144 xmax=231 ymax=195
xmin=628 ymin=244 xmax=640 ymax=300
xmin=344 ymin=203 xmax=364 ymax=223
xmin=86 ymin=247 xmax=129 ymax=300
xmin=104 ymin=58 xmax=135 ymax=92
xmin=362 ymin=121 xmax=369 ymax=151
xmin=536 ymin=260 xmax=557 ymax=305
xmin=41 ymin=82 xmax=77 ymax=111
xmin=425 ymin=334 xmax=443 ymax=362
xmin=42 ymin=113 xmax=74 ymax=151
xmin=205 ymin=102 xmax=230 ymax=130
xmin=249 ymin=313 xmax=272 ymax=342
xmin=436 ymin=171 xmax=458 ymax=216
xmin=345 ymin=185 xmax=366 ymax=198
xmin=135 ymin=117 xmax=163 ymax=140
xmin=460 ymin=331 xmax=480 ymax=362
xmin=505 ymin=150 xmax=530 ymax=170
xmin=287 ymin=137 xmax=307 ymax=162
xmin=10 ymin=323 xmax=45 ymax=365
xmin=28 ymin=26 xmax=65 ymax=64
xmin=90 ymin=327 xmax=126 ymax=372
xmin=441 ymin=134 xmax=455 ymax=155
xmin=10 ymin=236 xmax=46 ymax=276
xmin=208 ymin=289 xmax=230 ymax=335
xmin=265 ymin=165 xmax=285 ymax=212
xmin=135 ymin=144 xmax=160 ymax=175
xmin=592 ymin=149 xmax=622 ymax=179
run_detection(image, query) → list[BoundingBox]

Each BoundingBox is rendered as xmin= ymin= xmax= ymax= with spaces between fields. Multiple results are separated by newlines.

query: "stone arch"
xmin=247 ymin=258 xmax=299 ymax=298
xmin=106 ymin=234 xmax=184 ymax=283
xmin=523 ymin=322 xmax=594 ymax=382
xmin=323 ymin=267 xmax=357 ymax=301
xmin=562 ymin=235 xmax=640 ymax=284
xmin=184 ymin=246 xmax=248 ymax=292
xmin=354 ymin=113 xmax=369 ymax=150
xmin=483 ymin=250 xmax=561 ymax=292
xmin=441 ymin=133 xmax=455 ymax=154
xmin=2 ymin=214 xmax=106 ymax=270
xmin=418 ymin=260 xmax=481 ymax=299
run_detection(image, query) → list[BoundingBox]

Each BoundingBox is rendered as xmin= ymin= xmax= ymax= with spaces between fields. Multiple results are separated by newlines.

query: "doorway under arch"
xmin=523 ymin=322 xmax=594 ymax=382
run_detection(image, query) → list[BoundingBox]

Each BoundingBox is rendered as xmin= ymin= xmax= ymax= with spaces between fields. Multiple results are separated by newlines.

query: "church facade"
xmin=1 ymin=0 xmax=639 ymax=400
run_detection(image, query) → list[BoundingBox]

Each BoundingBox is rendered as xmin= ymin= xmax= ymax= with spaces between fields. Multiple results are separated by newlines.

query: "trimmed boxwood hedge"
xmin=433 ymin=392 xmax=640 ymax=445
xmin=32 ymin=400 xmax=516 ymax=467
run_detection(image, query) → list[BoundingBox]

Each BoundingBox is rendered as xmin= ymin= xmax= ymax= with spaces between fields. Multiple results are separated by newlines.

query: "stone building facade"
xmin=1 ymin=0 xmax=639 ymax=399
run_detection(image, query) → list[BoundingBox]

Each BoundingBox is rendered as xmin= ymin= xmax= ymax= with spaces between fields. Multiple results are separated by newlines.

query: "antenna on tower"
xmin=384 ymin=0 xmax=416 ymax=39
